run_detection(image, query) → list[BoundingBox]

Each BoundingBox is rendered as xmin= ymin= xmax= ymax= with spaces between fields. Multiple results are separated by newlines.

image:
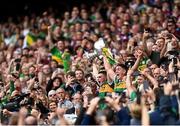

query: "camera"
xmin=125 ymin=59 xmax=135 ymax=69
xmin=2 ymin=93 xmax=30 ymax=111
xmin=1 ymin=101 xmax=20 ymax=112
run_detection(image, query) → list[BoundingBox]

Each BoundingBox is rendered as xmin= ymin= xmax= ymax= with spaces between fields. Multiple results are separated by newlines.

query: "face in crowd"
xmin=97 ymin=72 xmax=107 ymax=84
xmin=75 ymin=69 xmax=84 ymax=82
xmin=42 ymin=65 xmax=51 ymax=75
xmin=115 ymin=65 xmax=126 ymax=80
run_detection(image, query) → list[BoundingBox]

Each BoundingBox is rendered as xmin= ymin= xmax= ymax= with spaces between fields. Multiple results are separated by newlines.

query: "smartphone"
xmin=143 ymin=81 xmax=150 ymax=91
xmin=16 ymin=63 xmax=21 ymax=71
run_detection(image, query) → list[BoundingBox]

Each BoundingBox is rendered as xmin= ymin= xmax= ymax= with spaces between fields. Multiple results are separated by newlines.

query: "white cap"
xmin=48 ymin=90 xmax=56 ymax=97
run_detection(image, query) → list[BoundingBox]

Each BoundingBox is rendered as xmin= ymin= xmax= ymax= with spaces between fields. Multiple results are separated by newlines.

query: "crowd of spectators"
xmin=0 ymin=0 xmax=179 ymax=125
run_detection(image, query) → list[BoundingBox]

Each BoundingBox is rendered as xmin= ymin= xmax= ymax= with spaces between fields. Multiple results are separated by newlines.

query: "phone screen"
xmin=16 ymin=63 xmax=21 ymax=71
xmin=143 ymin=80 xmax=149 ymax=91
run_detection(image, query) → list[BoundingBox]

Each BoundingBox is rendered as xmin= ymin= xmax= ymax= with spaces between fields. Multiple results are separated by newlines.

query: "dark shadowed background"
xmin=0 ymin=0 xmax=95 ymax=21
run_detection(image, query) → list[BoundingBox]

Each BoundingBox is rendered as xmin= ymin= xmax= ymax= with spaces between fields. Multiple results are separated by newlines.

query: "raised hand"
xmin=164 ymin=82 xmax=172 ymax=95
xmin=143 ymin=31 xmax=149 ymax=40
xmin=83 ymin=95 xmax=89 ymax=108
xmin=66 ymin=76 xmax=75 ymax=86
xmin=86 ymin=97 xmax=100 ymax=115
xmin=47 ymin=26 xmax=52 ymax=33
xmin=105 ymin=96 xmax=121 ymax=111
xmin=137 ymin=49 xmax=143 ymax=58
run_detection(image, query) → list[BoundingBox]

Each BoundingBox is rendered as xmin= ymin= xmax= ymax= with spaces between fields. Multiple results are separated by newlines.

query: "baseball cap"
xmin=48 ymin=90 xmax=56 ymax=97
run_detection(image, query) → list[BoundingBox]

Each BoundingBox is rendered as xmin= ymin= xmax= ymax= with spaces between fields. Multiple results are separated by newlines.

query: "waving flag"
xmin=62 ymin=52 xmax=71 ymax=72
xmin=138 ymin=57 xmax=149 ymax=71
xmin=26 ymin=32 xmax=37 ymax=46
xmin=51 ymin=47 xmax=71 ymax=72
xmin=51 ymin=47 xmax=63 ymax=64
xmin=102 ymin=47 xmax=117 ymax=65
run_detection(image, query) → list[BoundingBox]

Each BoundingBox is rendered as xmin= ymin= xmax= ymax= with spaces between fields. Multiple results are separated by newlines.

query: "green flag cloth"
xmin=62 ymin=52 xmax=71 ymax=72
xmin=51 ymin=47 xmax=63 ymax=64
xmin=26 ymin=32 xmax=37 ymax=46
xmin=138 ymin=57 xmax=149 ymax=71
xmin=38 ymin=32 xmax=46 ymax=40
xmin=51 ymin=47 xmax=71 ymax=72
xmin=102 ymin=47 xmax=117 ymax=65
xmin=0 ymin=96 xmax=8 ymax=107
xmin=10 ymin=81 xmax=15 ymax=95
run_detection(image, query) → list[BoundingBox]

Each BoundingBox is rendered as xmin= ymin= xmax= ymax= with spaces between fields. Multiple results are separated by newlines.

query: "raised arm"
xmin=142 ymin=31 xmax=151 ymax=56
xmin=125 ymin=50 xmax=142 ymax=95
xmin=160 ymin=37 xmax=169 ymax=58
xmin=126 ymin=69 xmax=136 ymax=98
xmin=131 ymin=49 xmax=143 ymax=71
xmin=141 ymin=97 xmax=150 ymax=125
xmin=141 ymin=70 xmax=158 ymax=89
xmin=47 ymin=26 xmax=54 ymax=50
xmin=27 ymin=78 xmax=35 ymax=90
xmin=103 ymin=56 xmax=116 ymax=80
xmin=7 ymin=59 xmax=15 ymax=74
xmin=92 ymin=63 xmax=99 ymax=78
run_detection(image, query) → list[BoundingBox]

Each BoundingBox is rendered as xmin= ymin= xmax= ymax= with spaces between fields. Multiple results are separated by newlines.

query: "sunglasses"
xmin=49 ymin=94 xmax=56 ymax=97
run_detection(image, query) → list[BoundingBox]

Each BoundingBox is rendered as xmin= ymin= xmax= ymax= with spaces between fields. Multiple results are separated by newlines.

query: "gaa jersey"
xmin=98 ymin=82 xmax=114 ymax=110
xmin=98 ymin=83 xmax=114 ymax=93
xmin=98 ymin=82 xmax=114 ymax=98
xmin=113 ymin=75 xmax=126 ymax=93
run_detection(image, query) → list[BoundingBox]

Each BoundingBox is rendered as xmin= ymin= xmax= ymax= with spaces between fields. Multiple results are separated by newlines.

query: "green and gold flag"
xmin=51 ymin=47 xmax=71 ymax=72
xmin=26 ymin=32 xmax=37 ymax=46
xmin=62 ymin=52 xmax=71 ymax=72
xmin=51 ymin=47 xmax=63 ymax=64
xmin=10 ymin=81 xmax=15 ymax=95
xmin=102 ymin=47 xmax=117 ymax=65
xmin=138 ymin=57 xmax=149 ymax=71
